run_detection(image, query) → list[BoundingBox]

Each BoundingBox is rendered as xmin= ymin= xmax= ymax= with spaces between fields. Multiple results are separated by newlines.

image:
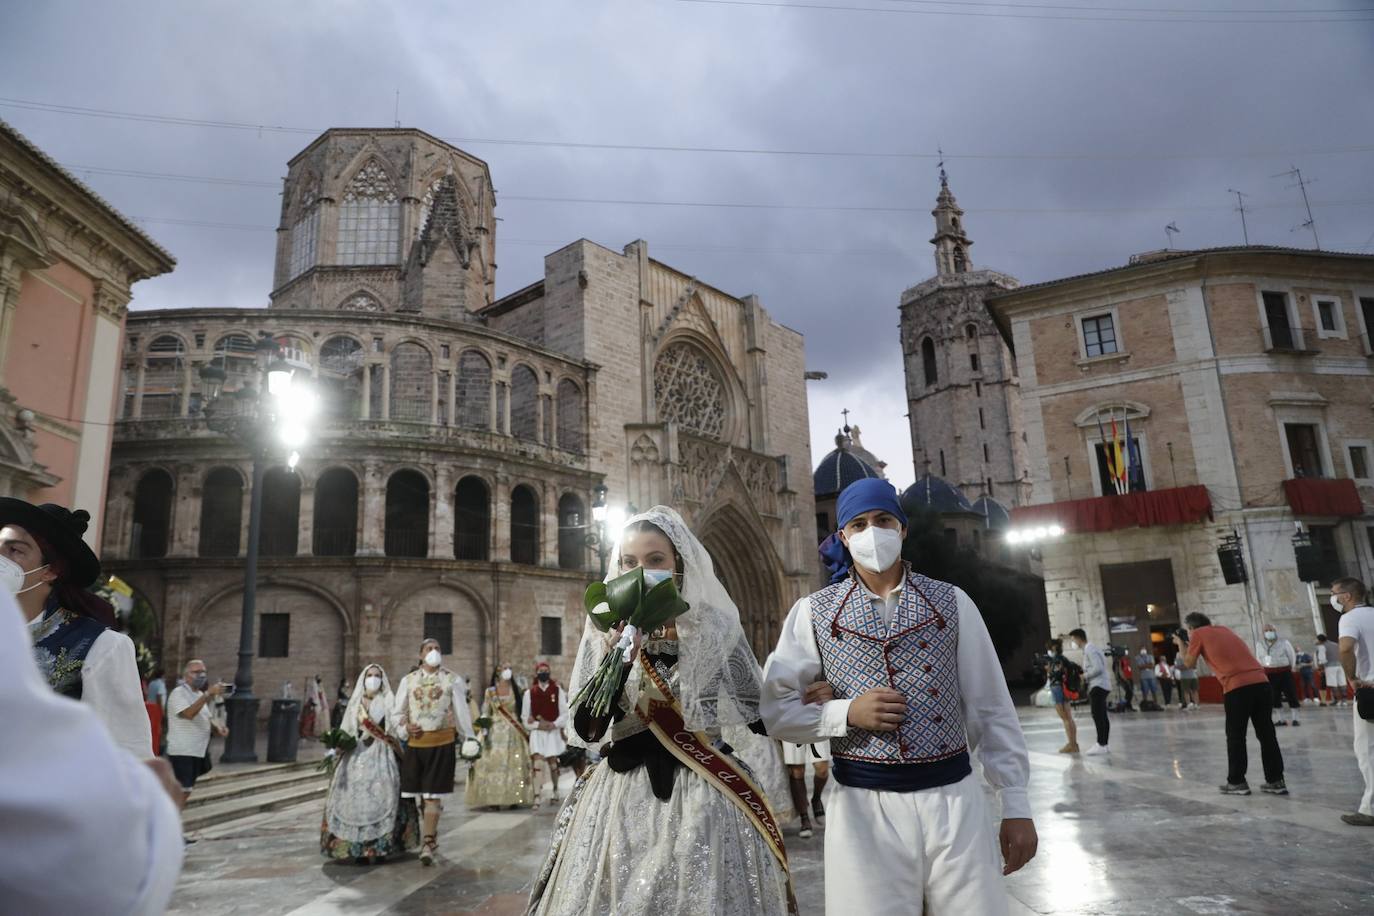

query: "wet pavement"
xmin=169 ymin=702 xmax=1374 ymax=915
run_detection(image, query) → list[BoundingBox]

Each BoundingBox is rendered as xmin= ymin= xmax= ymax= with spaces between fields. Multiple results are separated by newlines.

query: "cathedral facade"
xmin=103 ymin=128 xmax=815 ymax=700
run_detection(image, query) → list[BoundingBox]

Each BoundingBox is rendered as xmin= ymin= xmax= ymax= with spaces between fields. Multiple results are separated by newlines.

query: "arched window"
xmin=454 ymin=475 xmax=490 ymax=560
xmin=556 ymin=379 xmax=585 ymax=453
xmin=510 ymin=365 xmax=539 ymax=441
xmin=385 ymin=470 xmax=429 ymax=558
xmin=140 ymin=335 xmax=185 ymax=419
xmin=319 ymin=336 xmax=364 ymax=418
xmin=965 ymin=323 xmax=978 ymax=340
xmin=510 ymin=485 xmax=539 ymax=565
xmin=131 ymin=469 xmax=173 ymax=558
xmin=922 ymin=337 xmax=938 ymax=386
xmin=287 ymin=173 xmax=320 ymax=280
xmin=199 ymin=467 xmax=243 ymax=557
xmin=558 ymin=493 xmax=586 ymax=570
xmin=456 ymin=349 xmax=491 ymax=429
xmin=213 ymin=333 xmax=258 ymax=395
xmin=389 ymin=342 xmax=434 ymax=422
xmin=654 ymin=340 xmax=727 ymax=441
xmin=313 ymin=468 xmax=358 ymax=556
xmin=953 ymin=246 xmax=967 ymax=273
xmin=339 ymin=292 xmax=383 ymax=312
xmin=259 ymin=468 xmax=301 ymax=557
xmin=337 ymin=160 xmax=400 ymax=265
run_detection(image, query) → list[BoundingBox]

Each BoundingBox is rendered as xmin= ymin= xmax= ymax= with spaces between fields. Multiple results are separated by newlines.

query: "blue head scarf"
xmin=819 ymin=479 xmax=909 ymax=584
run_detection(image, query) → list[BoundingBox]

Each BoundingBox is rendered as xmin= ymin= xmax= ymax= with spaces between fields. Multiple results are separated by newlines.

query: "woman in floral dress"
xmin=466 ymin=664 xmax=535 ymax=809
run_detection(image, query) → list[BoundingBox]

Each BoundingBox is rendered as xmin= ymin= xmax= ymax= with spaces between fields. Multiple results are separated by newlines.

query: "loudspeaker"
xmin=1217 ymin=544 xmax=1247 ymax=584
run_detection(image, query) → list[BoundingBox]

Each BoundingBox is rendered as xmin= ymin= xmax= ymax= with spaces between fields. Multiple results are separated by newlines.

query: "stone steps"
xmin=183 ymin=757 xmax=329 ymax=831
xmin=183 ymin=781 xmax=329 ymax=833
xmin=187 ymin=767 xmax=326 ymax=809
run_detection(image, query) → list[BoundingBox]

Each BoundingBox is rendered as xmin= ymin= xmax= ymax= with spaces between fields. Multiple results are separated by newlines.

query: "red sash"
xmin=493 ymin=692 xmax=530 ymax=740
xmin=359 ymin=709 xmax=401 ymax=756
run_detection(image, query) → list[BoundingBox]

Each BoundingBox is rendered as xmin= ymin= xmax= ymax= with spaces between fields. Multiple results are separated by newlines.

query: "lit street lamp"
xmin=588 ymin=483 xmax=628 ymax=578
xmin=198 ymin=331 xmax=316 ymax=763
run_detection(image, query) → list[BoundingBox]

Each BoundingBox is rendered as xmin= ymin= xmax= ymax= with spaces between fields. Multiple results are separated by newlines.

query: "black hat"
xmin=0 ymin=498 xmax=101 ymax=588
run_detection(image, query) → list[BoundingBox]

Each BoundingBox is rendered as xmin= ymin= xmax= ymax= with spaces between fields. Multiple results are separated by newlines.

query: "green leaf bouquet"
xmin=317 ymin=727 xmax=357 ymax=777
xmin=570 ymin=567 xmax=690 ymax=719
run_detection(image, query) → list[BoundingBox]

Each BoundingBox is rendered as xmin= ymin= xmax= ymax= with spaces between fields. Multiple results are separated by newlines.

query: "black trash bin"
xmin=267 ymin=699 xmax=301 ymax=762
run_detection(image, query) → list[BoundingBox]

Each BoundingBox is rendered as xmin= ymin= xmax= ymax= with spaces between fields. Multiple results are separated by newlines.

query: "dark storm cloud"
xmin=3 ymin=0 xmax=1372 ymax=487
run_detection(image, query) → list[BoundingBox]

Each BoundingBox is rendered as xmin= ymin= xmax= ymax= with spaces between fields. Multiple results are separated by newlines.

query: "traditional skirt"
xmin=401 ymin=741 xmax=456 ymax=798
xmin=782 ymin=740 xmax=831 ymax=766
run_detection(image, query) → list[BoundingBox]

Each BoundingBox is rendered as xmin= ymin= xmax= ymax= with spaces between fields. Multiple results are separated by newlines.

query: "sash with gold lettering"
xmin=634 ymin=655 xmax=795 ymax=883
xmin=493 ymin=692 xmax=530 ymax=741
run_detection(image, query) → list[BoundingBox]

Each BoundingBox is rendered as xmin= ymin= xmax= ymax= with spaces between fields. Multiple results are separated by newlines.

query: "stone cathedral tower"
xmin=899 ymin=170 xmax=1030 ymax=507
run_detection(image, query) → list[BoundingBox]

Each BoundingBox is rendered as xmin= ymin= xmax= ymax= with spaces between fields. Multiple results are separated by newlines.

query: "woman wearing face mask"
xmin=527 ymin=506 xmax=795 ymax=916
xmin=0 ymin=498 xmax=150 ymax=757
xmin=466 ymin=664 xmax=535 ymax=810
xmin=761 ymin=478 xmax=1037 ymax=916
xmin=391 ymin=638 xmax=475 ymax=866
xmin=321 ymin=664 xmax=419 ymax=864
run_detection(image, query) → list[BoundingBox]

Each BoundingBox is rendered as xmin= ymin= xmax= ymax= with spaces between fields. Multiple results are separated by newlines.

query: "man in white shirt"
xmin=1 ymin=586 xmax=184 ymax=914
xmin=1333 ymin=577 xmax=1374 ymax=827
xmin=166 ymin=659 xmax=228 ymax=796
xmin=762 ymin=478 xmax=1036 ymax=915
xmin=1255 ymin=624 xmax=1301 ymax=727
xmin=1317 ymin=634 xmax=1348 ymax=706
xmin=1069 ymin=628 xmax=1113 ymax=755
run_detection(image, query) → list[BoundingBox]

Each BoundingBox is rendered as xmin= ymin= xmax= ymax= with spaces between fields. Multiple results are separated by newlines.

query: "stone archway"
xmin=383 ymin=584 xmax=490 ymax=690
xmin=697 ymin=502 xmax=786 ymax=661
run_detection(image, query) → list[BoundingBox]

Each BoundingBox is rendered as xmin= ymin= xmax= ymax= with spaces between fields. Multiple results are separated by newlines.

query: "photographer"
xmin=1175 ymin=613 xmax=1286 ymax=797
xmin=166 ymin=659 xmax=229 ymax=801
xmin=1068 ymin=629 xmax=1112 ymax=756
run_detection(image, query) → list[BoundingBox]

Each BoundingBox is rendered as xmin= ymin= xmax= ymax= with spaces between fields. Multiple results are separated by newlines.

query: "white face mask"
xmin=845 ymin=526 xmax=903 ymax=574
xmin=364 ymin=675 xmax=382 ymax=693
xmin=1263 ymin=631 xmax=1276 ymax=642
xmin=423 ymin=649 xmax=442 ymax=668
xmin=0 ymin=555 xmax=48 ymax=595
xmin=1331 ymin=594 xmax=1344 ymax=611
xmin=642 ymin=568 xmax=674 ymax=589
xmin=501 ymin=667 xmax=512 ymax=680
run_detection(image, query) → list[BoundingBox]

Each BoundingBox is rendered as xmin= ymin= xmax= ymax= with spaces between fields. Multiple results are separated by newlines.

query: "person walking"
xmin=1045 ymin=639 xmax=1080 ymax=753
xmin=1256 ymin=625 xmax=1300 ymax=727
xmin=1175 ymin=613 xmax=1286 ymax=797
xmin=166 ymin=659 xmax=228 ymax=801
xmin=1069 ymin=628 xmax=1112 ymax=756
xmin=1154 ymin=656 xmax=1175 ymax=708
xmin=523 ymin=660 xmax=568 ymax=808
xmin=1318 ymin=634 xmax=1349 ymax=706
xmin=466 ymin=664 xmax=535 ymax=810
xmin=1332 ymin=577 xmax=1374 ymax=827
xmin=763 ymin=479 xmax=1036 ymax=915
xmin=782 ymin=739 xmax=831 ymax=838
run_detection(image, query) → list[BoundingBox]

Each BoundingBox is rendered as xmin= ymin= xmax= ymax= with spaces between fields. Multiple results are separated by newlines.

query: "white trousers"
xmin=1355 ymin=706 xmax=1374 ymax=816
xmin=824 ymin=774 xmax=1008 ymax=916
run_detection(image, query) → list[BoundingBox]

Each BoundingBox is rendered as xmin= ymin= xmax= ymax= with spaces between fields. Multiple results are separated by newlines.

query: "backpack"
xmin=1060 ymin=659 xmax=1085 ymax=701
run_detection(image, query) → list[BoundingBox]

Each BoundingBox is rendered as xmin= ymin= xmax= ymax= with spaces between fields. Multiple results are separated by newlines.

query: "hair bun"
xmin=71 ymin=509 xmax=91 ymax=533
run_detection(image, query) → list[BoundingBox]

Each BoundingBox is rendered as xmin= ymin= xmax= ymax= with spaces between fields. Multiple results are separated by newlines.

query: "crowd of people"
xmin=5 ymin=483 xmax=1374 ymax=914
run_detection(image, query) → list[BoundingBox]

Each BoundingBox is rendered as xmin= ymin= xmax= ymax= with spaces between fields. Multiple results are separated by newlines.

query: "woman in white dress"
xmin=526 ymin=506 xmax=795 ymax=916
xmin=320 ymin=664 xmax=418 ymax=863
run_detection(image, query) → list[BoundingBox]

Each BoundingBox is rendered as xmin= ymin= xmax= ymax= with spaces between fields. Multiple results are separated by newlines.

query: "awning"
xmin=1010 ymin=485 xmax=1213 ymax=535
xmin=1282 ymin=478 xmax=1365 ymax=518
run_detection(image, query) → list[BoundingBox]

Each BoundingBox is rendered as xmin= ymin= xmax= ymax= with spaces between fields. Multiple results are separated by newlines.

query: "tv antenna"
xmin=1164 ymin=222 xmax=1180 ymax=249
xmin=393 ymin=90 xmax=401 ymax=129
xmin=1272 ymin=166 xmax=1319 ymax=249
xmin=1226 ymin=188 xmax=1250 ymax=245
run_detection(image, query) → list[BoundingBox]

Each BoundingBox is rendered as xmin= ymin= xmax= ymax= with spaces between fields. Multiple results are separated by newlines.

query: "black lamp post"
xmin=197 ymin=332 xmax=312 ymax=763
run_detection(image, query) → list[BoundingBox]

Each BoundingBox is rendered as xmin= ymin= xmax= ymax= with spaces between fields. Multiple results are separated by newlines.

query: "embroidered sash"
xmin=494 ymin=695 xmax=530 ymax=740
xmin=634 ymin=655 xmax=791 ymax=872
xmin=359 ymin=709 xmax=402 ymax=756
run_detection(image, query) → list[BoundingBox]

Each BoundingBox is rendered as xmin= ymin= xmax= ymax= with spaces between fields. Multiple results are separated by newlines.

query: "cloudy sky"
xmin=3 ymin=1 xmax=1372 ymax=490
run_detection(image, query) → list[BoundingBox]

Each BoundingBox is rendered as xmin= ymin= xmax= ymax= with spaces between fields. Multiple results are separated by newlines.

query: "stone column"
xmin=493 ymin=474 xmax=511 ymax=562
xmin=102 ymin=466 xmax=133 ymax=558
xmin=296 ymin=474 xmax=315 ymax=557
xmin=380 ymin=365 xmax=391 ymax=421
xmin=430 ymin=371 xmax=440 ymax=425
xmin=447 ymin=370 xmax=457 ymax=427
xmin=132 ymin=363 xmax=146 ymax=418
xmin=501 ymin=381 xmax=511 ymax=435
xmin=361 ymin=364 xmax=372 ymax=420
xmin=359 ymin=460 xmax=386 ymax=556
xmin=542 ymin=481 xmax=559 ymax=567
xmin=171 ymin=464 xmax=201 ymax=556
xmin=488 ymin=379 xmax=498 ymax=433
xmin=179 ymin=362 xmax=193 ymax=417
xmin=431 ymin=464 xmax=452 ymax=559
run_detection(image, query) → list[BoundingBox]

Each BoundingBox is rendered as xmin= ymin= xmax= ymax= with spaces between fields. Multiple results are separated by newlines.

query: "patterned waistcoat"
xmin=404 ymin=668 xmax=458 ymax=732
xmin=30 ymin=608 xmax=107 ymax=700
xmin=810 ymin=568 xmax=968 ymax=764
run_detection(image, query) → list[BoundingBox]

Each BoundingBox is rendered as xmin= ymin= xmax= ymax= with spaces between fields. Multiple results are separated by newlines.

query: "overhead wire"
xmin=673 ymin=0 xmax=1374 ymax=23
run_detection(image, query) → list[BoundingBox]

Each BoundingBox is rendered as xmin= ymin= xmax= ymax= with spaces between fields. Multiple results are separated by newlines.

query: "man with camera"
xmin=1174 ymin=614 xmax=1286 ymax=797
xmin=166 ymin=658 xmax=229 ymax=800
xmin=1068 ymin=629 xmax=1112 ymax=756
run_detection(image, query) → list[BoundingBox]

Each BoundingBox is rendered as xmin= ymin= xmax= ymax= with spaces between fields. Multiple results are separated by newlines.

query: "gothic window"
xmin=389 ymin=342 xmax=434 ymax=422
xmin=131 ymin=469 xmax=173 ymax=558
xmin=456 ymin=349 xmax=492 ymax=429
xmin=510 ymin=365 xmax=539 ymax=442
xmin=556 ymin=379 xmax=584 ymax=453
xmin=511 ymin=485 xmax=540 ymax=565
xmin=921 ymin=337 xmax=938 ymax=386
xmin=340 ymin=292 xmax=383 ymax=312
xmin=259 ymin=467 xmax=300 ymax=557
xmin=199 ymin=467 xmax=243 ymax=557
xmin=454 ymin=476 xmax=490 ymax=560
xmin=965 ymin=323 xmax=978 ymax=340
xmin=337 ymin=160 xmax=400 ymax=265
xmin=319 ymin=336 xmax=364 ymax=418
xmin=142 ymin=335 xmax=185 ymax=419
xmin=385 ymin=469 xmax=429 ymax=558
xmin=289 ymin=209 xmax=319 ymax=280
xmin=558 ymin=493 xmax=586 ymax=570
xmin=654 ymin=341 xmax=727 ymax=441
xmin=313 ymin=468 xmax=358 ymax=556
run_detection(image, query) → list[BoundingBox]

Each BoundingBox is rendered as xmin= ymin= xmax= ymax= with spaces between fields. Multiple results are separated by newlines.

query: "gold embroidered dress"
xmin=466 ymin=687 xmax=535 ymax=808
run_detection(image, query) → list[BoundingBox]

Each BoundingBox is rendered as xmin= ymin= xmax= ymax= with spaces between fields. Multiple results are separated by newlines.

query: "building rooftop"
xmin=813 ymin=430 xmax=881 ymax=498
xmin=901 ymin=473 xmax=976 ymax=516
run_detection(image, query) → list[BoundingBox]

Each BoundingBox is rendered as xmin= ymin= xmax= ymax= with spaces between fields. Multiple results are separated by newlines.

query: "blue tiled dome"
xmin=972 ymin=495 xmax=1010 ymax=529
xmin=814 ymin=443 xmax=880 ymax=498
xmin=901 ymin=474 xmax=975 ymax=515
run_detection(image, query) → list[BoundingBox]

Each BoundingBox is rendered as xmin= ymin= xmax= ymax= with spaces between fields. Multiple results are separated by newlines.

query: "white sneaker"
xmin=1083 ymin=744 xmax=1110 ymax=756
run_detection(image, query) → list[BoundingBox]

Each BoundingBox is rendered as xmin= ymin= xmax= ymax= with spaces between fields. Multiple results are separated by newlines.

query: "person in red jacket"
xmin=1175 ymin=613 xmax=1286 ymax=797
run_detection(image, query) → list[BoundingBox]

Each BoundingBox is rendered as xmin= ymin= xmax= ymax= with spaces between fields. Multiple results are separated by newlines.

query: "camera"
xmin=1172 ymin=627 xmax=1189 ymax=644
xmin=219 ymin=683 xmax=236 ymax=696
xmin=1032 ymin=653 xmax=1053 ymax=667
xmin=1105 ymin=645 xmax=1128 ymax=658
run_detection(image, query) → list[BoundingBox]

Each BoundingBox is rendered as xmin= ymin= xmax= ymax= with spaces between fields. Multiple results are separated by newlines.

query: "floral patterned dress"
xmin=466 ymin=688 xmax=535 ymax=808
xmin=320 ymin=694 xmax=419 ymax=861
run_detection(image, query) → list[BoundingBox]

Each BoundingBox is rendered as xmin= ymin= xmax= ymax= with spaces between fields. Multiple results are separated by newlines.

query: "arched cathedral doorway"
xmin=697 ymin=504 xmax=786 ymax=661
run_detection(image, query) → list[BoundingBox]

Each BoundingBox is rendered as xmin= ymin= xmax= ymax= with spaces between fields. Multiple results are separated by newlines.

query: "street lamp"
xmin=591 ymin=484 xmax=610 ymax=577
xmin=197 ymin=331 xmax=315 ymax=763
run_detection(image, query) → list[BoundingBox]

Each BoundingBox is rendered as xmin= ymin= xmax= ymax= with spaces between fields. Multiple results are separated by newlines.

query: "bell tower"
xmin=930 ymin=165 xmax=972 ymax=277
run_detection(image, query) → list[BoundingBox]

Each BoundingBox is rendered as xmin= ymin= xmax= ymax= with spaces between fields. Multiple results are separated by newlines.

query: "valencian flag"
xmin=1096 ymin=410 xmax=1120 ymax=494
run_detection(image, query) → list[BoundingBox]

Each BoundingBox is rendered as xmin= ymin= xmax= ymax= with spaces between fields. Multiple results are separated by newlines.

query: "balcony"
xmin=1010 ymin=484 xmax=1213 ymax=536
xmin=1261 ymin=324 xmax=1318 ymax=356
xmin=1282 ymin=478 xmax=1365 ymax=518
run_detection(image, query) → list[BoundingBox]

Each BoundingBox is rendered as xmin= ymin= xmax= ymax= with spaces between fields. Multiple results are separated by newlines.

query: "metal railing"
xmin=1261 ymin=323 xmax=1309 ymax=353
xmin=312 ymin=527 xmax=357 ymax=557
xmin=385 ymin=529 xmax=428 ymax=558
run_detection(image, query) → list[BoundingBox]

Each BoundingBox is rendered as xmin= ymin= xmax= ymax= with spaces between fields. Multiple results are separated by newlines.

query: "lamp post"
xmin=198 ymin=332 xmax=315 ymax=763
xmin=590 ymin=483 xmax=610 ymax=577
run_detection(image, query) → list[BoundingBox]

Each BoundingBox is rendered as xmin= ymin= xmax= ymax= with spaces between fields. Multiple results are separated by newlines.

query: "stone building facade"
xmin=104 ymin=129 xmax=815 ymax=702
xmin=988 ymin=247 xmax=1374 ymax=658
xmin=0 ymin=119 xmax=173 ymax=541
xmin=900 ymin=172 xmax=1030 ymax=507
